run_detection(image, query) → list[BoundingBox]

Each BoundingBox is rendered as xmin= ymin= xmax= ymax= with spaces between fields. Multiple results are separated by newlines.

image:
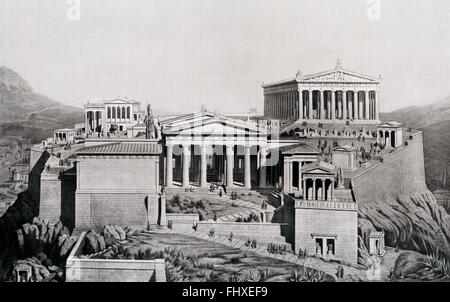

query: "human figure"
xmin=222 ymin=184 xmax=227 ymax=195
xmin=336 ymin=266 xmax=341 ymax=279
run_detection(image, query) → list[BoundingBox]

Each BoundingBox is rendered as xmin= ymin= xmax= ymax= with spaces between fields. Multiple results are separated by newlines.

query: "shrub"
xmin=288 ymin=268 xmax=329 ymax=282
xmin=244 ymin=268 xmax=272 ymax=282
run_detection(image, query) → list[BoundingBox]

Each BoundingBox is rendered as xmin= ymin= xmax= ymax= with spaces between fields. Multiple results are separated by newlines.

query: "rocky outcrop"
xmin=11 ymin=256 xmax=64 ymax=282
xmin=14 ymin=218 xmax=78 ymax=264
xmin=357 ymin=236 xmax=371 ymax=268
xmin=82 ymin=225 xmax=136 ymax=255
xmin=358 ymin=191 xmax=450 ymax=256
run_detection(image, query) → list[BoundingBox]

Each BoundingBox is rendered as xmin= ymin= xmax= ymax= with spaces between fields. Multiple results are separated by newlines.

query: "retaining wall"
xmin=65 ymin=232 xmax=166 ymax=282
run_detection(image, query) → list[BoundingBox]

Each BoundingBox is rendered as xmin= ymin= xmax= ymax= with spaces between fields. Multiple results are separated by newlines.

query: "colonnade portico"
xmin=263 ymin=60 xmax=381 ymax=122
xmin=165 ymin=142 xmax=266 ymax=189
xmin=297 ymin=89 xmax=378 ymax=121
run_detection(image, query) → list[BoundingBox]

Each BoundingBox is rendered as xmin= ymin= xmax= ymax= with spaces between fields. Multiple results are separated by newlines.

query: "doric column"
xmin=302 ymin=179 xmax=306 ymax=198
xmin=320 ymin=90 xmax=325 ymax=120
xmin=342 ymin=91 xmax=347 ymax=120
xmin=321 ymin=180 xmax=325 ymax=200
xmin=200 ymin=145 xmax=207 ymax=187
xmin=331 ymin=180 xmax=334 ymax=200
xmin=331 ymin=90 xmax=335 ymax=120
xmin=312 ymin=179 xmax=316 ymax=200
xmin=375 ymin=91 xmax=380 ymax=120
xmin=259 ymin=146 xmax=267 ymax=188
xmin=226 ymin=145 xmax=234 ymax=187
xmin=365 ymin=90 xmax=370 ymax=120
xmin=308 ymin=90 xmax=313 ymax=119
xmin=353 ymin=91 xmax=358 ymax=119
xmin=244 ymin=145 xmax=251 ymax=189
xmin=299 ymin=89 xmax=303 ymax=120
xmin=182 ymin=145 xmax=190 ymax=187
xmin=166 ymin=144 xmax=173 ymax=187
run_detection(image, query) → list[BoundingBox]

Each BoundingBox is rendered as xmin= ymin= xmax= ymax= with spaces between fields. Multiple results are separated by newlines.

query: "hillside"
xmin=0 ymin=66 xmax=84 ymax=143
xmin=381 ymin=96 xmax=450 ymax=190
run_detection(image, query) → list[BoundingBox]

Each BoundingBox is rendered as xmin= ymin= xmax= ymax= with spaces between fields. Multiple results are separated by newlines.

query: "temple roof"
xmin=77 ymin=142 xmax=162 ymax=155
xmin=262 ymin=60 xmax=380 ymax=88
xmin=302 ymin=161 xmax=335 ymax=174
xmin=280 ymin=143 xmax=319 ymax=154
xmin=332 ymin=145 xmax=356 ymax=152
xmin=377 ymin=121 xmax=402 ymax=128
xmin=160 ymin=109 xmax=267 ymax=136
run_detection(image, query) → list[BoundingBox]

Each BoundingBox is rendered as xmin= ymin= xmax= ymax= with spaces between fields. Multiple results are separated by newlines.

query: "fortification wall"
xmin=295 ymin=201 xmax=358 ymax=265
xmin=352 ymin=131 xmax=427 ymax=204
xmin=75 ymin=192 xmax=157 ymax=229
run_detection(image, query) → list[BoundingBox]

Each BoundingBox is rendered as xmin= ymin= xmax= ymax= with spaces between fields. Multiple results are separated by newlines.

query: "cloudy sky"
xmin=0 ymin=0 xmax=449 ymax=114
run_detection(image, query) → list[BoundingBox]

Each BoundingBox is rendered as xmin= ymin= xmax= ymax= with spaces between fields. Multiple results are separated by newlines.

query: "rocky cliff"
xmin=358 ymin=190 xmax=450 ymax=256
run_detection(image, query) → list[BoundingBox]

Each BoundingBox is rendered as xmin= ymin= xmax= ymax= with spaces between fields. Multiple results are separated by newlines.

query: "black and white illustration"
xmin=0 ymin=0 xmax=449 ymax=283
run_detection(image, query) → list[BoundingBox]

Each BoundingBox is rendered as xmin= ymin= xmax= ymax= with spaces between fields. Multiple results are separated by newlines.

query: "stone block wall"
xmin=75 ymin=155 xmax=160 ymax=229
xmin=351 ymin=131 xmax=427 ymax=204
xmin=66 ymin=233 xmax=166 ymax=282
xmin=39 ymin=173 xmax=62 ymax=222
xmin=295 ymin=202 xmax=358 ymax=265
xmin=75 ymin=192 xmax=156 ymax=229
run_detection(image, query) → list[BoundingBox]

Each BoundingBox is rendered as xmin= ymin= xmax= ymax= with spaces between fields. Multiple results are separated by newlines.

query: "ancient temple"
xmin=263 ymin=60 xmax=381 ymax=123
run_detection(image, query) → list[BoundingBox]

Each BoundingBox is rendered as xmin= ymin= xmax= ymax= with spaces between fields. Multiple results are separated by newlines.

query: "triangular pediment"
xmin=303 ymin=168 xmax=333 ymax=174
xmin=299 ymin=69 xmax=379 ymax=83
xmin=378 ymin=121 xmax=401 ymax=128
xmin=332 ymin=145 xmax=355 ymax=152
xmin=302 ymin=161 xmax=335 ymax=174
xmin=103 ymin=98 xmax=137 ymax=105
xmin=162 ymin=111 xmax=266 ymax=136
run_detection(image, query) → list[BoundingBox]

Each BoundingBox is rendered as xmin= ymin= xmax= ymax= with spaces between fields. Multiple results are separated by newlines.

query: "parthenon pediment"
xmin=300 ymin=70 xmax=378 ymax=84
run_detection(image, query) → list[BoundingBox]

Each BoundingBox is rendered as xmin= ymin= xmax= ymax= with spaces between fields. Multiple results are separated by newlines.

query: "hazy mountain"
xmin=0 ymin=66 xmax=84 ymax=143
xmin=381 ymin=96 xmax=450 ymax=190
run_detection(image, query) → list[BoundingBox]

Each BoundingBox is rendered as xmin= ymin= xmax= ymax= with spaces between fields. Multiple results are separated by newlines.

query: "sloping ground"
xmin=358 ymin=191 xmax=450 ymax=256
xmin=0 ymin=66 xmax=83 ymax=143
xmin=380 ymin=97 xmax=450 ymax=191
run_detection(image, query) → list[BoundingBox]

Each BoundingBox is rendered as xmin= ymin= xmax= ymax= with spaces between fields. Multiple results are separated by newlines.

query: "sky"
xmin=0 ymin=0 xmax=449 ymax=114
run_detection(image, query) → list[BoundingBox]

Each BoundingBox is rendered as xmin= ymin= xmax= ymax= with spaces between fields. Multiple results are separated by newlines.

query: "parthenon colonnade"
xmin=264 ymin=88 xmax=379 ymax=121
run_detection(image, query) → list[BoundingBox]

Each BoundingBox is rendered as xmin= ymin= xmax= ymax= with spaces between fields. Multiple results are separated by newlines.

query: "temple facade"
xmin=84 ymin=97 xmax=145 ymax=135
xmin=263 ymin=60 xmax=381 ymax=123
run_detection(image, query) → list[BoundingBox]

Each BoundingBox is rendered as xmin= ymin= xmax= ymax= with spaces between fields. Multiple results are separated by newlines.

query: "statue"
xmin=337 ymin=167 xmax=345 ymax=189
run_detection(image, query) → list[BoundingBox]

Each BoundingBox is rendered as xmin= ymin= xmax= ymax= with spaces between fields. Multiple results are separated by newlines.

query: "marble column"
xmin=342 ymin=91 xmax=347 ymax=120
xmin=182 ymin=145 xmax=190 ymax=187
xmin=312 ymin=179 xmax=316 ymax=200
xmin=308 ymin=90 xmax=313 ymax=119
xmin=331 ymin=90 xmax=336 ymax=120
xmin=320 ymin=90 xmax=325 ymax=120
xmin=321 ymin=180 xmax=325 ymax=201
xmin=244 ymin=145 xmax=251 ymax=189
xmin=365 ymin=90 xmax=370 ymax=120
xmin=200 ymin=145 xmax=207 ymax=187
xmin=331 ymin=180 xmax=334 ymax=200
xmin=259 ymin=146 xmax=267 ymax=188
xmin=375 ymin=91 xmax=380 ymax=120
xmin=299 ymin=90 xmax=303 ymax=120
xmin=302 ymin=179 xmax=306 ymax=198
xmin=166 ymin=144 xmax=173 ymax=187
xmin=226 ymin=145 xmax=234 ymax=187
xmin=353 ymin=91 xmax=358 ymax=119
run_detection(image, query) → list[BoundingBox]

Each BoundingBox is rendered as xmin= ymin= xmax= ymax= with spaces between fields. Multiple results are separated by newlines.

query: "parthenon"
xmin=263 ymin=60 xmax=381 ymax=123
